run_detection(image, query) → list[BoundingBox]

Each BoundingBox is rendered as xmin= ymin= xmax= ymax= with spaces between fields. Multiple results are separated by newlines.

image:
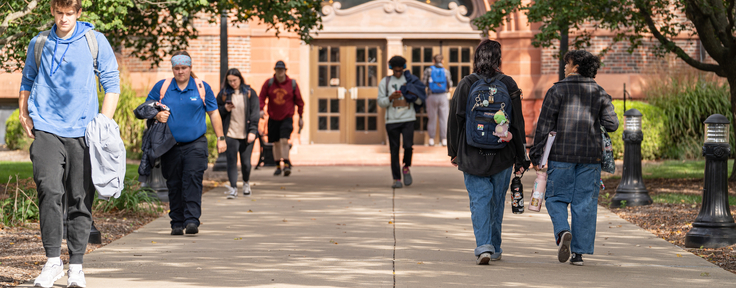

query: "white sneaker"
xmin=428 ymin=138 xmax=435 ymax=146
xmin=226 ymin=186 xmax=238 ymax=199
xmin=34 ymin=259 xmax=63 ymax=287
xmin=223 ymin=184 xmax=234 ymax=195
xmin=67 ymin=268 xmax=87 ymax=287
xmin=441 ymin=139 xmax=447 ymax=146
xmin=243 ymin=183 xmax=252 ymax=196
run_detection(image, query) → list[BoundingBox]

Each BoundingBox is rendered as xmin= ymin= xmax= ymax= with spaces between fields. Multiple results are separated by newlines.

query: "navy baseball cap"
xmin=274 ymin=60 xmax=286 ymax=69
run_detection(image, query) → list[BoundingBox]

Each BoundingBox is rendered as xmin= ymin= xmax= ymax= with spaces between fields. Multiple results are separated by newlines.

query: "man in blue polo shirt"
xmin=146 ymin=51 xmax=226 ymax=237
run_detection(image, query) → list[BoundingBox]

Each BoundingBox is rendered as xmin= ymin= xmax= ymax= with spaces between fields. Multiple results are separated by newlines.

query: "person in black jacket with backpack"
xmin=218 ymin=68 xmax=260 ymax=199
xmin=447 ymin=39 xmax=530 ymax=265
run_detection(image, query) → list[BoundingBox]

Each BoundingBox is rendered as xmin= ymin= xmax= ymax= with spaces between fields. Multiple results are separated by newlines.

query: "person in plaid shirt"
xmin=530 ymin=50 xmax=619 ymax=266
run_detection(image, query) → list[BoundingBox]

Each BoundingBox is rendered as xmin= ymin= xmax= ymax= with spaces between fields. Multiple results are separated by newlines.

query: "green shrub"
xmin=647 ymin=73 xmax=733 ymax=159
xmin=610 ymin=100 xmax=667 ymax=160
xmin=93 ymin=180 xmax=163 ymax=215
xmin=0 ymin=182 xmax=39 ymax=227
xmin=4 ymin=109 xmax=33 ymax=151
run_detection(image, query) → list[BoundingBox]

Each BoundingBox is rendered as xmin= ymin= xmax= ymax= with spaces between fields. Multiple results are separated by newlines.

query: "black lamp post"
xmin=610 ymin=108 xmax=652 ymax=208
xmin=213 ymin=9 xmax=229 ymax=172
xmin=141 ymin=158 xmax=169 ymax=202
xmin=685 ymin=114 xmax=736 ymax=248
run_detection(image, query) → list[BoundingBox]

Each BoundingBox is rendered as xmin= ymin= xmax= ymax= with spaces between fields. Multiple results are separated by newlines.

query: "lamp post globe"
xmin=611 ymin=108 xmax=652 ymax=208
xmin=685 ymin=114 xmax=736 ymax=248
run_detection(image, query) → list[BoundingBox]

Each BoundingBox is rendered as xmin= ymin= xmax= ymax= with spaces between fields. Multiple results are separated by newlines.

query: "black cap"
xmin=274 ymin=60 xmax=286 ymax=69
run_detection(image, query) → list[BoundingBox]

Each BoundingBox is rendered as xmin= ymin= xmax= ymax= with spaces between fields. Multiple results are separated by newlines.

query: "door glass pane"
xmin=356 ymin=66 xmax=365 ymax=87
xmin=357 ymin=48 xmax=366 ymax=63
xmin=330 ymin=116 xmax=340 ymax=130
xmin=461 ymin=48 xmax=471 ymax=63
xmin=412 ymin=48 xmax=421 ymax=63
xmin=318 ymin=66 xmax=328 ymax=87
xmin=368 ymin=48 xmax=377 ymax=63
xmin=330 ymin=47 xmax=340 ymax=62
xmin=318 ymin=99 xmax=328 ymax=113
xmin=368 ymin=99 xmax=377 ymax=113
xmin=356 ymin=117 xmax=365 ymax=131
xmin=368 ymin=116 xmax=377 ymax=131
xmin=319 ymin=47 xmax=328 ymax=62
xmin=367 ymin=66 xmax=377 ymax=86
xmin=450 ymin=48 xmax=459 ymax=63
xmin=330 ymin=66 xmax=340 ymax=81
xmin=412 ymin=66 xmax=421 ymax=78
xmin=330 ymin=99 xmax=340 ymax=113
xmin=450 ymin=66 xmax=459 ymax=84
xmin=356 ymin=99 xmax=365 ymax=113
xmin=424 ymin=47 xmax=433 ymax=63
xmin=461 ymin=66 xmax=470 ymax=79
xmin=318 ymin=116 xmax=327 ymax=130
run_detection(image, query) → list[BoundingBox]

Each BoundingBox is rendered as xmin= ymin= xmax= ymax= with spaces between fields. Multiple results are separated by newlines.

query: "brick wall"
xmin=541 ymin=37 xmax=707 ymax=75
xmin=120 ymin=15 xmax=252 ymax=75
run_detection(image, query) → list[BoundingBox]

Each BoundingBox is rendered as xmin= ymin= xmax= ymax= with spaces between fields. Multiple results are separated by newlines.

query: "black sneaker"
xmin=402 ymin=166 xmax=412 ymax=186
xmin=391 ymin=180 xmax=403 ymax=189
xmin=171 ymin=226 xmax=183 ymax=235
xmin=557 ymin=231 xmax=572 ymax=263
xmin=274 ymin=167 xmax=282 ymax=176
xmin=185 ymin=223 xmax=198 ymax=235
xmin=283 ymin=164 xmax=291 ymax=177
xmin=570 ymin=253 xmax=584 ymax=266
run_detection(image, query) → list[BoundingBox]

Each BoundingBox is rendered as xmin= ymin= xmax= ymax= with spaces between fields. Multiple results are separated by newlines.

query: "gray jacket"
xmin=85 ymin=114 xmax=126 ymax=199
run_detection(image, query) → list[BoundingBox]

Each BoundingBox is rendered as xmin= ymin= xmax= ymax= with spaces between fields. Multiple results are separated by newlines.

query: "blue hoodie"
xmin=20 ymin=21 xmax=120 ymax=138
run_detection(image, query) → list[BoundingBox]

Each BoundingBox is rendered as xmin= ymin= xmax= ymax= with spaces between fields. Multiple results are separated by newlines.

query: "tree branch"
xmin=0 ymin=21 xmax=53 ymax=47
xmin=0 ymin=0 xmax=39 ymax=37
xmin=636 ymin=0 xmax=724 ymax=76
xmin=727 ymin=0 xmax=735 ymax=43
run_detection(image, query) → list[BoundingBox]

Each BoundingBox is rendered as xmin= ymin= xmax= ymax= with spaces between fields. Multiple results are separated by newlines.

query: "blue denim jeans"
xmin=463 ymin=167 xmax=513 ymax=256
xmin=545 ymin=161 xmax=601 ymax=255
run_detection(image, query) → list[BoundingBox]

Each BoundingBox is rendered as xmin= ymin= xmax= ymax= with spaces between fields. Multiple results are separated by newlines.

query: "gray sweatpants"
xmin=30 ymin=130 xmax=94 ymax=264
xmin=426 ymin=93 xmax=450 ymax=140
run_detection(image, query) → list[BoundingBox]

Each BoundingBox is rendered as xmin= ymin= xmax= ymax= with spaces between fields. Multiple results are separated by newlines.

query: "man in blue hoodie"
xmin=17 ymin=0 xmax=120 ymax=287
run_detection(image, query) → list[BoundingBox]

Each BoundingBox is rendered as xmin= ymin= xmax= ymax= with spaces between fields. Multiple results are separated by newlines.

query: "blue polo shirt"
xmin=147 ymin=77 xmax=218 ymax=143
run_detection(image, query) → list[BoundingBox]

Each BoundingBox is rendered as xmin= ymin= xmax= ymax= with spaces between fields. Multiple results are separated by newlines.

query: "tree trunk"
xmin=728 ymin=74 xmax=736 ymax=181
xmin=558 ymin=25 xmax=569 ymax=81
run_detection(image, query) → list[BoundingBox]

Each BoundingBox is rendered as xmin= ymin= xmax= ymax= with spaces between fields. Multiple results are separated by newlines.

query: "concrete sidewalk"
xmin=22 ymin=167 xmax=736 ymax=287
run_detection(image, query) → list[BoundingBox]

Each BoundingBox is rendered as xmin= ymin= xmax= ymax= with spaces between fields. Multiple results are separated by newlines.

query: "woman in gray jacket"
xmin=218 ymin=68 xmax=260 ymax=198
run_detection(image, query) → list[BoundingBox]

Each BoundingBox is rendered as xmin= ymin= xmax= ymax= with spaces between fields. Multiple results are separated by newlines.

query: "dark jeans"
xmin=386 ymin=121 xmax=415 ymax=180
xmin=161 ymin=135 xmax=208 ymax=229
xmin=30 ymin=130 xmax=94 ymax=264
xmin=226 ymin=137 xmax=255 ymax=188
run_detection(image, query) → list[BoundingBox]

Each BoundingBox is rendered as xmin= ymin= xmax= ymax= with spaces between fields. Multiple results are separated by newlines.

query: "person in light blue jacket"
xmin=17 ymin=0 xmax=120 ymax=286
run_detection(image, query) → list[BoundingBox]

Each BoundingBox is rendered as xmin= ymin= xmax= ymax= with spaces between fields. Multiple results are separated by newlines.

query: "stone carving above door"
xmin=318 ymin=0 xmax=478 ymax=38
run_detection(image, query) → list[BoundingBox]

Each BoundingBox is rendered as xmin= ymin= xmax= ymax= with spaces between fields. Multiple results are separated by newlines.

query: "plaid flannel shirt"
xmin=530 ymin=75 xmax=619 ymax=165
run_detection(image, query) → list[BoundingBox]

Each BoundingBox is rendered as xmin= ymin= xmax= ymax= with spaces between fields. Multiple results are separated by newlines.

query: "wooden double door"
xmin=310 ymin=40 xmax=387 ymax=144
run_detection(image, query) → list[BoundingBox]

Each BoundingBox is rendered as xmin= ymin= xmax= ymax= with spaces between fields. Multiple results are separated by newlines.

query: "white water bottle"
xmin=528 ymin=170 xmax=547 ymax=212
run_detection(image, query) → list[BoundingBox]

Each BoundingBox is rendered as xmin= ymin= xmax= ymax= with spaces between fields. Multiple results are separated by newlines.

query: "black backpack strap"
xmin=291 ymin=79 xmax=296 ymax=94
xmin=268 ymin=78 xmax=274 ymax=88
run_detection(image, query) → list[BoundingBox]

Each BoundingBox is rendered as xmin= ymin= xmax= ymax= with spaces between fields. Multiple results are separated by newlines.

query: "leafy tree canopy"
xmin=0 ymin=0 xmax=323 ymax=72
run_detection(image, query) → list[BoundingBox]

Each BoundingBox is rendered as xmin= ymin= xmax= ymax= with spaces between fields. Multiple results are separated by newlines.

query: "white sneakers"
xmin=67 ymin=267 xmax=87 ymax=287
xmin=441 ymin=139 xmax=447 ymax=146
xmin=226 ymin=185 xmax=238 ymax=199
xmin=243 ymin=183 xmax=252 ymax=196
xmin=428 ymin=138 xmax=435 ymax=146
xmin=34 ymin=259 xmax=63 ymax=287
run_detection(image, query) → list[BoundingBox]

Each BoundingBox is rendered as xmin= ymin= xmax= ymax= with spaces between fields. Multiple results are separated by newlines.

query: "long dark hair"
xmin=473 ymin=39 xmax=502 ymax=78
xmin=221 ymin=68 xmax=246 ymax=100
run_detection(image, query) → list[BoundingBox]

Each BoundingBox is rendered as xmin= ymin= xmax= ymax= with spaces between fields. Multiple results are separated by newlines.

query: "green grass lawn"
xmin=642 ymin=159 xmax=734 ymax=179
xmin=1 ymin=161 xmax=140 ymax=184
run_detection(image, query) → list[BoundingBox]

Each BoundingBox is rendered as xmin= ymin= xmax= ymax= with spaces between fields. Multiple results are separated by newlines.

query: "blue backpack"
xmin=429 ymin=66 xmax=447 ymax=94
xmin=465 ymin=73 xmax=513 ymax=150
